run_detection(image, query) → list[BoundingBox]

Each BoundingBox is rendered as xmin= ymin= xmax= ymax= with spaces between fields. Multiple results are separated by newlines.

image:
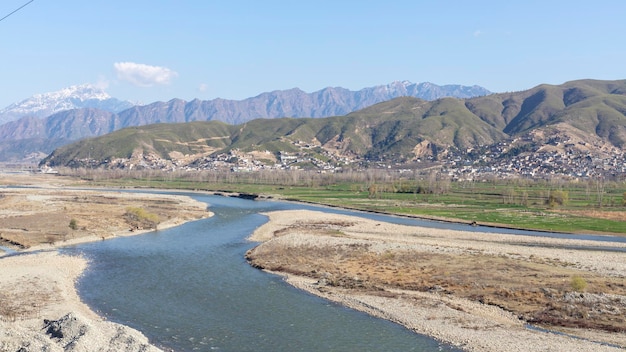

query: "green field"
xmin=75 ymin=169 xmax=626 ymax=236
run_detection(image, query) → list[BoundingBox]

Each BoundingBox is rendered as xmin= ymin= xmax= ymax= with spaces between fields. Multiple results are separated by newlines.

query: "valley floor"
xmin=1 ymin=173 xmax=625 ymax=351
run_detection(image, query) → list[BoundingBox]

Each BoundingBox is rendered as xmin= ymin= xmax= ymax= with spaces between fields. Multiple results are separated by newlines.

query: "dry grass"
xmin=0 ymin=277 xmax=57 ymax=322
xmin=0 ymin=186 xmax=208 ymax=249
xmin=246 ymin=219 xmax=626 ymax=334
xmin=558 ymin=209 xmax=626 ymax=222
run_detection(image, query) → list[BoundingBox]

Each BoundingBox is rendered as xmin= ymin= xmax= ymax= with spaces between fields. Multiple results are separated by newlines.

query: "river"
xmin=64 ymin=193 xmax=463 ymax=351
xmin=63 ymin=192 xmax=625 ymax=351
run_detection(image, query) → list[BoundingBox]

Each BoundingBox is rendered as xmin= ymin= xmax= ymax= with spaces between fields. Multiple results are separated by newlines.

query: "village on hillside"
xmin=71 ymin=135 xmax=626 ymax=181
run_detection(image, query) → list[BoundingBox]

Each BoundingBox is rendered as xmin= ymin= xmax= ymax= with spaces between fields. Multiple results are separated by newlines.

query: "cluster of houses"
xmin=62 ymin=136 xmax=626 ymax=181
xmin=441 ymin=141 xmax=626 ymax=180
xmin=191 ymin=148 xmax=354 ymax=173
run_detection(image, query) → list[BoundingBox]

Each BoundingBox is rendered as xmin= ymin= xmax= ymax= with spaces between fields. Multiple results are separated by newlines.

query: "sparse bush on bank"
xmin=124 ymin=207 xmax=160 ymax=229
xmin=570 ymin=275 xmax=587 ymax=291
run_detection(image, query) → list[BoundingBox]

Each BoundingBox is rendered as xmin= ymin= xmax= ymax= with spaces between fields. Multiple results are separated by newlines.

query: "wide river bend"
xmin=64 ymin=192 xmax=624 ymax=351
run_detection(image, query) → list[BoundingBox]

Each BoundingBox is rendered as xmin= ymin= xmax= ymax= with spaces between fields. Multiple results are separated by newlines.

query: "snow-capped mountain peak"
xmin=0 ymin=84 xmax=134 ymax=124
xmin=36 ymin=84 xmax=112 ymax=101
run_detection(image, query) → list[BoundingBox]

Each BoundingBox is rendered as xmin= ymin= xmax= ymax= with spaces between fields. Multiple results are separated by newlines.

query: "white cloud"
xmin=114 ymin=62 xmax=178 ymax=87
xmin=198 ymin=83 xmax=209 ymax=92
xmin=473 ymin=29 xmax=484 ymax=37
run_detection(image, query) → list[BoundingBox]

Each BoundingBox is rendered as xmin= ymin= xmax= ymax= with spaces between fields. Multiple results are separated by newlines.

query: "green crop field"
xmin=75 ymin=168 xmax=626 ymax=236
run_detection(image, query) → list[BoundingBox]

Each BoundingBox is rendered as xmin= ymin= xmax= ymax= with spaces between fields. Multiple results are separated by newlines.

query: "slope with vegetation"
xmin=0 ymin=82 xmax=490 ymax=162
xmin=40 ymin=79 xmax=626 ymax=173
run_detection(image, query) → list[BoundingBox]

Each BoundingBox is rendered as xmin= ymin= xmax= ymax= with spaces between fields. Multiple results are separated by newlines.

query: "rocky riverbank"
xmin=246 ymin=210 xmax=626 ymax=351
xmin=0 ymin=173 xmax=211 ymax=351
xmin=0 ymin=252 xmax=164 ymax=352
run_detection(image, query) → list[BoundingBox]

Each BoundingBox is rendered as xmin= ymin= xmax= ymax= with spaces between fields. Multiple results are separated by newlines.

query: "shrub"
xmin=547 ymin=190 xmax=569 ymax=208
xmin=368 ymin=184 xmax=380 ymax=199
xmin=124 ymin=207 xmax=160 ymax=229
xmin=69 ymin=218 xmax=78 ymax=230
xmin=570 ymin=275 xmax=587 ymax=291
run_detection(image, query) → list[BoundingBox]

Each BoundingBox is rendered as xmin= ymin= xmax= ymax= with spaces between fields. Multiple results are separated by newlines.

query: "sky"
xmin=1 ymin=0 xmax=625 ymax=107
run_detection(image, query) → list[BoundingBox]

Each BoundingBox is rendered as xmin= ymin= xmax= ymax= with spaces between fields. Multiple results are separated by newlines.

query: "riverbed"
xmin=63 ymin=192 xmax=626 ymax=351
xmin=65 ymin=193 xmax=462 ymax=351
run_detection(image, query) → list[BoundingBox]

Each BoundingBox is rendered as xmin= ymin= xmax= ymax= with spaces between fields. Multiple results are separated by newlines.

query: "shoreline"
xmin=246 ymin=209 xmax=626 ymax=351
xmin=0 ymin=186 xmax=213 ymax=254
xmin=275 ymin=271 xmax=626 ymax=351
xmin=0 ymin=251 xmax=166 ymax=351
xmin=0 ymin=183 xmax=212 ymax=351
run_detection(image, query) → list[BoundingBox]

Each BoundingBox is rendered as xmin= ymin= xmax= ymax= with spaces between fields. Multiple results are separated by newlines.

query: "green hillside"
xmin=41 ymin=79 xmax=626 ymax=169
xmin=42 ymin=121 xmax=235 ymax=166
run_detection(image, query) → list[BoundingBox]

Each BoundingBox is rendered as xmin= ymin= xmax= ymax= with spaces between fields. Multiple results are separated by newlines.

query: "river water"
xmin=63 ymin=192 xmax=625 ymax=351
xmin=65 ymin=194 xmax=462 ymax=351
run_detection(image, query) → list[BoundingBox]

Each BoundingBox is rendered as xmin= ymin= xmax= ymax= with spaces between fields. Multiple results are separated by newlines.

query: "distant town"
xmin=72 ymin=135 xmax=626 ymax=181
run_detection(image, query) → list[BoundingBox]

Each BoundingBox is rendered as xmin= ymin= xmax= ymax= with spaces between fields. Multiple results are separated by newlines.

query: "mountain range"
xmin=0 ymin=81 xmax=490 ymax=162
xmin=40 ymin=79 xmax=626 ymax=175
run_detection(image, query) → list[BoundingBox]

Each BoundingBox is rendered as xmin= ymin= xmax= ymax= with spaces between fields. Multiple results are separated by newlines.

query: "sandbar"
xmin=247 ymin=209 xmax=626 ymax=351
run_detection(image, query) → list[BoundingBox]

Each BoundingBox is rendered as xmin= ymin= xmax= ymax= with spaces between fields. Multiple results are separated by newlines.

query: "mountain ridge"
xmin=40 ymin=79 xmax=626 ymax=179
xmin=0 ymin=81 xmax=490 ymax=161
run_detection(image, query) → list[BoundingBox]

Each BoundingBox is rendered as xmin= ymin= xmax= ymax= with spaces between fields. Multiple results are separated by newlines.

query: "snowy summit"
xmin=0 ymin=84 xmax=134 ymax=124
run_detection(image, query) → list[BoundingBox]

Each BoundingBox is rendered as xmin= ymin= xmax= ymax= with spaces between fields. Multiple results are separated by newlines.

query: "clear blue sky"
xmin=1 ymin=0 xmax=624 ymax=107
